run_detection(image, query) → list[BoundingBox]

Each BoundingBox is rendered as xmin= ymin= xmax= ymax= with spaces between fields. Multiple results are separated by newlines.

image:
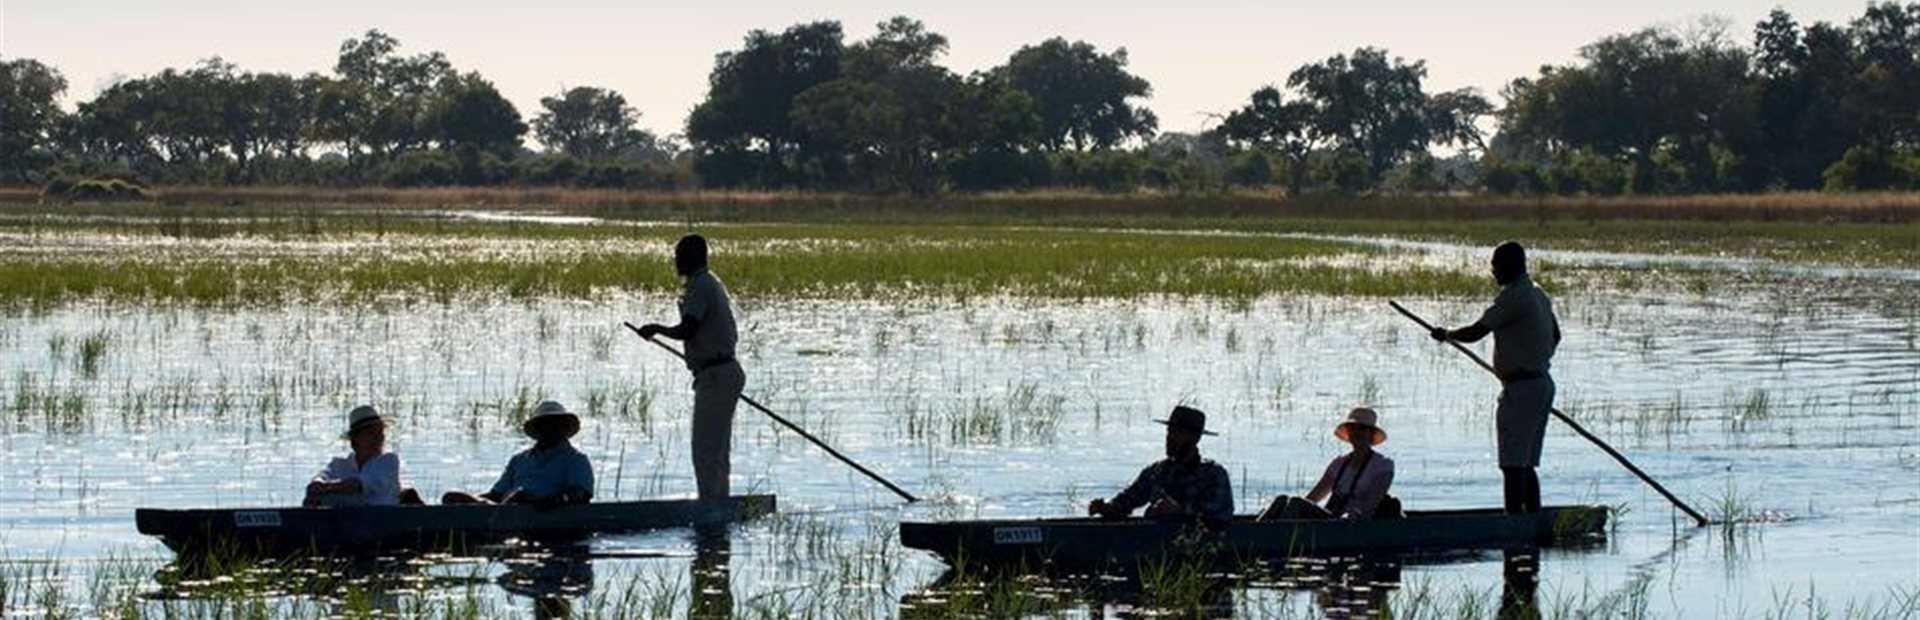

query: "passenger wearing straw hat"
xmin=442 ymin=401 xmax=594 ymax=507
xmin=304 ymin=405 xmax=422 ymax=507
xmin=1088 ymin=406 xmax=1234 ymax=528
xmin=1258 ymin=407 xmax=1398 ymax=521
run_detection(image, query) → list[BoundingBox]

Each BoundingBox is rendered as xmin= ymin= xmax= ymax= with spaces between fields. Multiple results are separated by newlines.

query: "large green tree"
xmin=686 ymin=21 xmax=846 ymax=186
xmin=1286 ymin=47 xmax=1439 ymax=183
xmin=0 ymin=58 xmax=68 ymax=181
xmin=1216 ymin=86 xmax=1319 ymax=194
xmin=792 ymin=17 xmax=963 ymax=193
xmin=1498 ymin=25 xmax=1753 ymax=192
xmin=429 ymin=72 xmax=525 ymax=157
xmin=994 ymin=38 xmax=1156 ymax=151
xmin=330 ymin=30 xmax=454 ymax=160
xmin=532 ymin=86 xmax=660 ymax=161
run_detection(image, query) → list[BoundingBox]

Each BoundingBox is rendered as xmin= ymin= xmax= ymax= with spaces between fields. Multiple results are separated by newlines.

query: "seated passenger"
xmin=1087 ymin=406 xmax=1234 ymax=528
xmin=305 ymin=405 xmax=423 ymax=507
xmin=443 ymin=401 xmax=594 ymax=508
xmin=1260 ymin=407 xmax=1397 ymax=520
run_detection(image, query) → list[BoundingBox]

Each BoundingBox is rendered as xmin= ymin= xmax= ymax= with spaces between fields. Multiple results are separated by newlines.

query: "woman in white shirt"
xmin=1259 ymin=407 xmax=1398 ymax=520
xmin=304 ymin=405 xmax=421 ymax=507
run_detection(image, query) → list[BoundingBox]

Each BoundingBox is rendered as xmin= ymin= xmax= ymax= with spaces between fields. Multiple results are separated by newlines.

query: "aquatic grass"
xmin=1136 ymin=556 xmax=1231 ymax=616
xmin=909 ymin=382 xmax=1067 ymax=446
xmin=0 ymin=224 xmax=1497 ymax=308
xmin=6 ymin=190 xmax=1917 ymax=266
xmin=8 ymin=199 xmax=1911 ymax=310
xmin=1357 ymin=374 xmax=1383 ymax=405
xmin=75 ymin=329 xmax=111 ymax=378
xmin=46 ymin=333 xmax=67 ymax=363
xmin=1724 ymin=388 xmax=1776 ymax=435
xmin=5 ymin=371 xmax=89 ymax=433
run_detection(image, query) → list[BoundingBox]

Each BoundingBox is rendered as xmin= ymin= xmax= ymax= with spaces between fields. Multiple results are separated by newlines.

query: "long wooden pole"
xmin=623 ymin=322 xmax=920 ymax=503
xmin=1388 ymin=301 xmax=1709 ymax=527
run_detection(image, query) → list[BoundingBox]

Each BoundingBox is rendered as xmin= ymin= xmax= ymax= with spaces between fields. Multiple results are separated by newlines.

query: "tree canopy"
xmin=6 ymin=4 xmax=1917 ymax=194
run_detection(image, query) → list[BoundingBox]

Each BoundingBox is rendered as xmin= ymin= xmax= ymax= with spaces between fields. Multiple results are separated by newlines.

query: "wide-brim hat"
xmin=523 ymin=400 xmax=580 ymax=439
xmin=1334 ymin=407 xmax=1386 ymax=445
xmin=341 ymin=405 xmax=384 ymax=440
xmin=1153 ymin=405 xmax=1218 ymax=436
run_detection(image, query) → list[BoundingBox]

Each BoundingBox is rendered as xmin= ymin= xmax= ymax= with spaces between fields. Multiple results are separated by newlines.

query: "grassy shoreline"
xmin=1 ymin=193 xmax=1914 ymax=307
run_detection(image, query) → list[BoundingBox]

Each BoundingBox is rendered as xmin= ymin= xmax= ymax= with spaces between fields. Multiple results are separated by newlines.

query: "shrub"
xmin=380 ymin=151 xmax=461 ymax=187
xmin=1312 ymin=149 xmax=1371 ymax=194
xmin=1822 ymin=145 xmax=1916 ymax=191
xmin=1481 ymin=159 xmax=1546 ymax=194
xmin=45 ymin=177 xmax=153 ymax=202
xmin=1049 ymin=151 xmax=1144 ymax=193
xmin=1225 ymin=150 xmax=1275 ymax=187
xmin=945 ymin=150 xmax=1051 ymax=190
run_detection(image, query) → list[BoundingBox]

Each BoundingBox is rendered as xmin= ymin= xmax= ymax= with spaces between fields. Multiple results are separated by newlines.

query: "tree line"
xmin=2 ymin=3 xmax=1916 ymax=196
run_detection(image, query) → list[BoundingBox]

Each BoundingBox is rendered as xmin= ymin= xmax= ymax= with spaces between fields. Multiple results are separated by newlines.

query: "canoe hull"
xmin=900 ymin=505 xmax=1606 ymax=570
xmin=136 ymin=495 xmax=776 ymax=558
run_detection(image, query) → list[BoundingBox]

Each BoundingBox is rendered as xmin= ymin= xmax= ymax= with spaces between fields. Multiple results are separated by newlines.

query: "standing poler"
xmin=1427 ymin=241 xmax=1561 ymax=514
xmin=637 ymin=234 xmax=745 ymax=501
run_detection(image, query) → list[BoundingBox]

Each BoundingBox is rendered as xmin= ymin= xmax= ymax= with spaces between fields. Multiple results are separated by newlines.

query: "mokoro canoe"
xmin=900 ymin=505 xmax=1606 ymax=570
xmin=136 ymin=495 xmax=776 ymax=557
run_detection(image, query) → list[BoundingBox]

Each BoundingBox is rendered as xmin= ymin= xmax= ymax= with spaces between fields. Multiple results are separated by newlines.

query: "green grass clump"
xmin=0 ymin=223 xmax=1491 ymax=308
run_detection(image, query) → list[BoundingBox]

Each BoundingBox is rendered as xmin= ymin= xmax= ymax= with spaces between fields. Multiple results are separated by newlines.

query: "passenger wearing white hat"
xmin=443 ymin=401 xmax=594 ymax=507
xmin=305 ymin=405 xmax=422 ymax=507
xmin=1258 ymin=407 xmax=1398 ymax=521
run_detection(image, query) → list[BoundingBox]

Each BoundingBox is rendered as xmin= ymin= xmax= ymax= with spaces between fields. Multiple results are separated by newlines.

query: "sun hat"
xmin=1153 ymin=405 xmax=1218 ymax=437
xmin=1334 ymin=407 xmax=1386 ymax=445
xmin=341 ymin=405 xmax=384 ymax=440
xmin=523 ymin=400 xmax=580 ymax=439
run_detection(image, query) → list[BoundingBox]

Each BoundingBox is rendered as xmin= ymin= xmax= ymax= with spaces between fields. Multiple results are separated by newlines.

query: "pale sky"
xmin=1 ymin=1 xmax=1870 ymax=139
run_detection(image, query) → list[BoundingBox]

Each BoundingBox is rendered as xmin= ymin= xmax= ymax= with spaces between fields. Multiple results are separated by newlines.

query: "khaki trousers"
xmin=691 ymin=362 xmax=745 ymax=500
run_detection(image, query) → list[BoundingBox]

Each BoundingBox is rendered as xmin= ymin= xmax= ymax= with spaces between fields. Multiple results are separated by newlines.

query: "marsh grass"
xmin=904 ymin=382 xmax=1067 ymax=446
xmin=4 ymin=192 xmax=1915 ymax=308
xmin=6 ymin=371 xmax=88 ymax=433
xmin=76 ymin=329 xmax=111 ymax=378
xmin=0 ymin=221 xmax=1500 ymax=308
xmin=7 ymin=189 xmax=1916 ymax=266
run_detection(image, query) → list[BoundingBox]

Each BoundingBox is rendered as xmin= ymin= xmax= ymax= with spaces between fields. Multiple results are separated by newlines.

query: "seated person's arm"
xmin=482 ymin=458 xmax=520 ymax=503
xmin=1091 ymin=466 xmax=1156 ymax=518
xmin=306 ymin=475 xmax=362 ymax=495
xmin=1304 ymin=460 xmax=1339 ymax=504
xmin=570 ymin=455 xmax=594 ymax=503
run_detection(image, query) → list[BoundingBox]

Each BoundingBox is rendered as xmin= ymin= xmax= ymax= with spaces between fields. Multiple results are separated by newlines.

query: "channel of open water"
xmin=1 ymin=233 xmax=1915 ymax=617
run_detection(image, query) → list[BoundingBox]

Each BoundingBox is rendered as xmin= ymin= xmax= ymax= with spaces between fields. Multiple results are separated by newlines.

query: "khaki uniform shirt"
xmin=679 ymin=269 xmax=738 ymax=372
xmin=1477 ymin=276 xmax=1560 ymax=379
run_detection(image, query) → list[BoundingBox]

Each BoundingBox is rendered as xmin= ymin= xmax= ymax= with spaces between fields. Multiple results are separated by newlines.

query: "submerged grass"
xmin=0 ymin=220 xmax=1493 ymax=307
xmin=0 ymin=194 xmax=1913 ymax=308
xmin=8 ymin=190 xmax=1916 ymax=265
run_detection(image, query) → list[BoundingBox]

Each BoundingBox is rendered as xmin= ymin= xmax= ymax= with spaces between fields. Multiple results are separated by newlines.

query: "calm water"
xmin=2 ymin=238 xmax=1916 ymax=618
